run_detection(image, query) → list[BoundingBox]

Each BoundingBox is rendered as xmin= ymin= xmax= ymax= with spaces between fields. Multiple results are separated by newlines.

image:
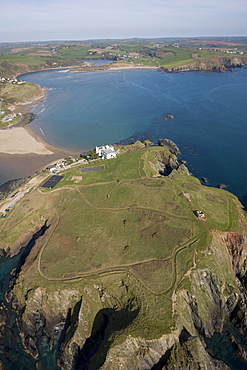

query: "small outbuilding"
xmin=195 ymin=210 xmax=206 ymax=219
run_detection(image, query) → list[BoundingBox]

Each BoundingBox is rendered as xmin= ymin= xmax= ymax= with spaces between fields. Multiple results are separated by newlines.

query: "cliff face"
xmin=100 ymin=231 xmax=247 ymax=369
xmin=159 ymin=56 xmax=247 ymax=73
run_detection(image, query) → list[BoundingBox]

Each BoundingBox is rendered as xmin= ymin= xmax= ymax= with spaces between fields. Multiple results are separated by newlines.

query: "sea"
xmin=0 ymin=66 xmax=247 ymax=368
xmin=16 ymin=66 xmax=247 ymax=208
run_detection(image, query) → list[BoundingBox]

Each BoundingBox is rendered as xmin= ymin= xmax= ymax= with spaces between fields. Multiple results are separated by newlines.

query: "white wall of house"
xmin=96 ymin=145 xmax=117 ymax=159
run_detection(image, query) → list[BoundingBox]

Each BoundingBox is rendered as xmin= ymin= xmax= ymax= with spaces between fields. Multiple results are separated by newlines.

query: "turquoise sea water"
xmin=19 ymin=67 xmax=247 ymax=207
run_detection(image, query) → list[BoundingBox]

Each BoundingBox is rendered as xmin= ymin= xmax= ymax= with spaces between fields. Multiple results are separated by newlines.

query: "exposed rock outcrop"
xmin=22 ymin=289 xmax=82 ymax=359
xmin=8 ymin=228 xmax=247 ymax=369
xmin=153 ymin=144 xmax=189 ymax=176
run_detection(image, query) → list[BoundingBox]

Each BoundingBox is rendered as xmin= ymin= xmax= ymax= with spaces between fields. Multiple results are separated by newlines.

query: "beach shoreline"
xmin=0 ymin=66 xmax=84 ymax=185
xmin=0 ymin=63 xmax=157 ymax=185
xmin=0 ymin=126 xmax=53 ymax=155
xmin=0 ymin=124 xmax=81 ymax=186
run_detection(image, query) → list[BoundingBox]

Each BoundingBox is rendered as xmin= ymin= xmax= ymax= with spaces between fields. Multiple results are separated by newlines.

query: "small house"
xmin=46 ymin=164 xmax=57 ymax=172
xmin=101 ymin=148 xmax=117 ymax=160
xmin=96 ymin=145 xmax=117 ymax=160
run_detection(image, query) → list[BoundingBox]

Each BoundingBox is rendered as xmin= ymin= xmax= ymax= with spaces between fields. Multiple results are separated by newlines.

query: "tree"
xmin=87 ymin=150 xmax=99 ymax=159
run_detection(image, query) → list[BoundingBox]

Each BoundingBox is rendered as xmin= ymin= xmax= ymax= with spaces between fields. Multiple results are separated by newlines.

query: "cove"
xmin=19 ymin=67 xmax=247 ymax=208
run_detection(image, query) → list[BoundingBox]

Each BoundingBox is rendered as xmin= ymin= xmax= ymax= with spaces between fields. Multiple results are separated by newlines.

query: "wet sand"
xmin=0 ymin=126 xmax=53 ymax=155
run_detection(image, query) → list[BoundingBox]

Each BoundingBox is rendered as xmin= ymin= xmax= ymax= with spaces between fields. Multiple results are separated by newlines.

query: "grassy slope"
xmin=0 ymin=81 xmax=42 ymax=104
xmin=0 ymin=53 xmax=80 ymax=79
xmin=2 ymin=146 xmax=246 ymax=338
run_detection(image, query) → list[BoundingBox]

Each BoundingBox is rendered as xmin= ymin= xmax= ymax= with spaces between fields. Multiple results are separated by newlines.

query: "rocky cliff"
xmin=9 ymin=229 xmax=247 ymax=369
xmin=159 ymin=56 xmax=247 ymax=73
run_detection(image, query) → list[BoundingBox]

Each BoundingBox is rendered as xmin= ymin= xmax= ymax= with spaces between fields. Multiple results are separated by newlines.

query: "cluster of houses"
xmin=1 ymin=113 xmax=20 ymax=123
xmin=0 ymin=76 xmax=26 ymax=84
xmin=0 ymin=97 xmax=21 ymax=123
xmin=46 ymin=159 xmax=68 ymax=173
xmin=196 ymin=48 xmax=244 ymax=55
xmin=107 ymin=52 xmax=139 ymax=60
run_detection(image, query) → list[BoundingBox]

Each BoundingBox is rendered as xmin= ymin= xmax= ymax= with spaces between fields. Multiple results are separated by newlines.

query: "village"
xmin=45 ymin=144 xmax=118 ymax=174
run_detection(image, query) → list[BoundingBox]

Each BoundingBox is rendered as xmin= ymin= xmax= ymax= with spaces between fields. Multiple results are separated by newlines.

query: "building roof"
xmin=102 ymin=148 xmax=116 ymax=155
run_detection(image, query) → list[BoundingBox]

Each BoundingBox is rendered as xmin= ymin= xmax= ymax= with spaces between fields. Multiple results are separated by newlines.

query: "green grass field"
xmin=2 ymin=144 xmax=246 ymax=341
xmin=2 ymin=146 xmax=244 ymax=294
xmin=0 ymin=81 xmax=42 ymax=104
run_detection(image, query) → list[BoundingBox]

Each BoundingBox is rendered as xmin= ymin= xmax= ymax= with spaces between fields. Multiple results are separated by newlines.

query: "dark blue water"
xmin=19 ymin=67 xmax=247 ymax=207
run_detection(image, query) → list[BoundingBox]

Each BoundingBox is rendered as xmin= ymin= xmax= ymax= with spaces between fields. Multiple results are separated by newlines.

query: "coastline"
xmin=9 ymin=87 xmax=47 ymax=115
xmin=4 ymin=62 xmax=157 ymax=152
xmin=0 ymin=124 xmax=81 ymax=186
xmin=0 ymin=125 xmax=54 ymax=155
xmin=1 ymin=62 xmax=245 ymax=189
xmin=0 ymin=70 xmax=82 ymax=185
xmin=67 ymin=61 xmax=158 ymax=73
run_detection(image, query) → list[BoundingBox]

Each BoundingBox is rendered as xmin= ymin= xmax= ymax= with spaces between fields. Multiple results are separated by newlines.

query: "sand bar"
xmin=108 ymin=65 xmax=156 ymax=71
xmin=0 ymin=126 xmax=53 ymax=155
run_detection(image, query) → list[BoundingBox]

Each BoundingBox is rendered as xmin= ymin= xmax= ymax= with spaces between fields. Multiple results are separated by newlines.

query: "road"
xmin=0 ymin=175 xmax=48 ymax=214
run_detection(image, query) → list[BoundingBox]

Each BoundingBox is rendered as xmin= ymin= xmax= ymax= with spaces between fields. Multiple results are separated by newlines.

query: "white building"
xmin=95 ymin=145 xmax=117 ymax=160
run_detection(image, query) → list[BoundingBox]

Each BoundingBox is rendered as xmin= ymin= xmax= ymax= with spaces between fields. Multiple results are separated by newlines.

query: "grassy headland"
xmin=1 ymin=144 xmax=245 ymax=339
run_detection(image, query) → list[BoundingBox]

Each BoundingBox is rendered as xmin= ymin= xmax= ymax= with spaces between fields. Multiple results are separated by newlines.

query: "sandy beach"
xmin=66 ymin=62 xmax=158 ymax=74
xmin=0 ymin=126 xmax=53 ymax=155
xmin=0 ymin=124 xmax=80 ymax=185
xmin=0 ymin=72 xmax=83 ymax=184
xmin=108 ymin=65 xmax=157 ymax=71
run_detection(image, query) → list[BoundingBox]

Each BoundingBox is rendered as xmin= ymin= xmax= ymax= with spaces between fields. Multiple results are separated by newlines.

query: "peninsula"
xmin=1 ymin=141 xmax=247 ymax=369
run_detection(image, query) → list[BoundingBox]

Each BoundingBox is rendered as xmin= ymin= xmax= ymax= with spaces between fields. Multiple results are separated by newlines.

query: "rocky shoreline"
xmin=3 ymin=217 xmax=247 ymax=369
xmin=0 ymin=177 xmax=28 ymax=201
